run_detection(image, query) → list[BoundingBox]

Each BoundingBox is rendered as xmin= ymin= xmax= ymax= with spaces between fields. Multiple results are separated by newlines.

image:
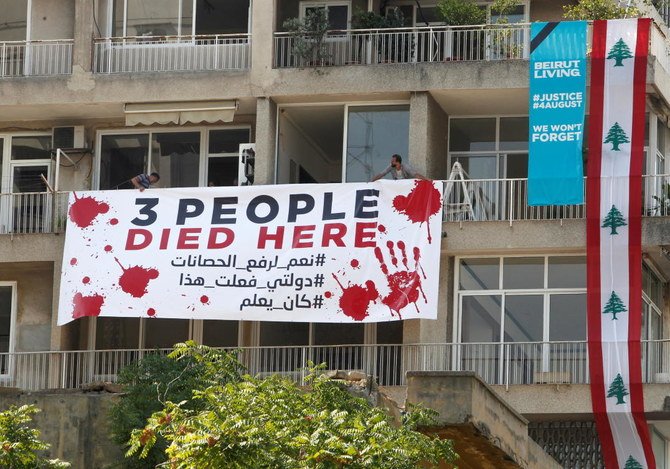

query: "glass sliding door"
xmin=151 ymin=132 xmax=200 ymax=188
xmin=346 ymin=105 xmax=409 ymax=182
xmin=99 ymin=134 xmax=149 ymax=190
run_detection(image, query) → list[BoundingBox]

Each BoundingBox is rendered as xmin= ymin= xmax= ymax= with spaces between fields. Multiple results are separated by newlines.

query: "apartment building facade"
xmin=0 ymin=0 xmax=669 ymax=466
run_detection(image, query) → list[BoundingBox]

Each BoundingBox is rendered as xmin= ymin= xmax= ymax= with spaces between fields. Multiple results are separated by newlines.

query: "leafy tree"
xmin=607 ymin=373 xmax=629 ymax=405
xmin=563 ymin=0 xmax=640 ymax=20
xmin=603 ymin=291 xmax=627 ymax=320
xmin=283 ymin=8 xmax=331 ymax=67
xmin=109 ymin=346 xmax=243 ymax=468
xmin=607 ymin=38 xmax=633 ymax=67
xmin=0 ymin=404 xmax=70 ymax=469
xmin=127 ymin=343 xmax=458 ymax=468
xmin=437 ymin=0 xmax=487 ymax=25
xmin=602 ymin=204 xmax=627 ymax=235
xmin=624 ymin=455 xmax=644 ymax=469
xmin=604 ymin=122 xmax=629 ymax=151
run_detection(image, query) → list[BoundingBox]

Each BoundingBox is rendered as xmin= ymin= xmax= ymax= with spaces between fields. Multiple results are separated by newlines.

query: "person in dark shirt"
xmin=131 ymin=172 xmax=160 ymax=191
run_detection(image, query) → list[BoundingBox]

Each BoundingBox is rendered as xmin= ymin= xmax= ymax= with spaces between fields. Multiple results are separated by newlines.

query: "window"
xmin=0 ymin=283 xmax=16 ymax=373
xmin=109 ymin=0 xmax=250 ymax=37
xmin=456 ymin=255 xmax=587 ymax=384
xmin=301 ymin=2 xmax=351 ymax=30
xmin=1 ymin=1 xmax=28 ymax=41
xmin=97 ymin=127 xmax=251 ymax=189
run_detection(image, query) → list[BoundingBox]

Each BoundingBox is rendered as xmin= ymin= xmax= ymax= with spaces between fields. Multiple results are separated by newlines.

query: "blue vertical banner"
xmin=528 ymin=21 xmax=587 ymax=205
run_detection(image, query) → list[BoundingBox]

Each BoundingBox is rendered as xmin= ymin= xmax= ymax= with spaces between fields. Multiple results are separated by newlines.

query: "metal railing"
xmin=0 ymin=191 xmax=69 ymax=234
xmin=442 ymin=174 xmax=670 ymax=222
xmin=93 ymin=34 xmax=251 ymax=73
xmin=0 ymin=39 xmax=73 ymax=77
xmin=4 ymin=340 xmax=670 ymax=391
xmin=274 ymin=23 xmax=529 ymax=68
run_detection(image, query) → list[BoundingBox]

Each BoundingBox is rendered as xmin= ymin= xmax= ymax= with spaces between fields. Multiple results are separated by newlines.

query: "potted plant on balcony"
xmin=437 ymin=0 xmax=487 ymax=60
xmin=351 ymin=8 xmax=406 ymax=64
xmin=283 ymin=9 xmax=331 ymax=67
xmin=563 ymin=0 xmax=641 ymax=20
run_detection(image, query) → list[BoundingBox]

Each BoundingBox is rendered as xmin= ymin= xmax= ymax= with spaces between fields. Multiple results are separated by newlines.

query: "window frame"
xmin=300 ymin=1 xmax=352 ymax=31
xmin=94 ymin=125 xmax=252 ymax=190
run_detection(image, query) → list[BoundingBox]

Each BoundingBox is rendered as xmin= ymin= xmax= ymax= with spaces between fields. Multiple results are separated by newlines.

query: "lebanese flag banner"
xmin=587 ymin=18 xmax=655 ymax=468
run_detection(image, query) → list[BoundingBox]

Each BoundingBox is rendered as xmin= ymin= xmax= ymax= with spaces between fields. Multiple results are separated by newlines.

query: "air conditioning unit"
xmin=52 ymin=125 xmax=86 ymax=150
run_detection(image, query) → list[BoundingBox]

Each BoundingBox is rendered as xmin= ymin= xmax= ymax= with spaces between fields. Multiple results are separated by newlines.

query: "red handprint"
xmin=374 ymin=240 xmax=427 ymax=319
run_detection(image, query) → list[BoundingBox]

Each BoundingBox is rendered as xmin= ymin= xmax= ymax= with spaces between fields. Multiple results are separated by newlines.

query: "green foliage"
xmin=127 ymin=346 xmax=458 ymax=468
xmin=0 ymin=405 xmax=70 ymax=469
xmin=351 ymin=7 xmax=405 ymax=29
xmin=108 ymin=342 xmax=243 ymax=468
xmin=283 ymin=9 xmax=331 ymax=66
xmin=437 ymin=0 xmax=486 ymax=26
xmin=563 ymin=0 xmax=640 ymax=20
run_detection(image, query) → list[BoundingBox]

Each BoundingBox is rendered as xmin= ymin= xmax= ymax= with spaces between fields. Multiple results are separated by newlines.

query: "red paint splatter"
xmin=70 ymin=258 xmax=77 ymax=266
xmin=378 ymin=224 xmax=386 ymax=233
xmin=324 ymin=291 xmax=332 ymax=298
xmin=72 ymin=292 xmax=105 ymax=319
xmin=114 ymin=258 xmax=159 ymax=298
xmin=374 ymin=242 xmax=427 ymax=319
xmin=147 ymin=308 xmax=156 ymax=317
xmin=104 ymin=245 xmax=113 ymax=252
xmin=392 ymin=180 xmax=442 ymax=243
xmin=332 ymin=274 xmax=378 ymax=321
xmin=68 ymin=193 xmax=110 ymax=228
xmin=350 ymin=259 xmax=360 ymax=269
xmin=109 ymin=218 xmax=119 ymax=225
xmin=200 ymin=295 xmax=210 ymax=304
xmin=82 ymin=276 xmax=90 ymax=284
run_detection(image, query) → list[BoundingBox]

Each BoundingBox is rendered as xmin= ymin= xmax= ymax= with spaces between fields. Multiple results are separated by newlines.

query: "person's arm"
xmin=131 ymin=175 xmax=145 ymax=192
xmin=371 ymin=165 xmax=392 ymax=182
xmin=405 ymin=164 xmax=428 ymax=180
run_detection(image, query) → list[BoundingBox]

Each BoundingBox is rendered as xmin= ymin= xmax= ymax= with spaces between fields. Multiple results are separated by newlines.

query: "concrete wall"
xmin=0 ymin=391 xmax=122 ymax=469
xmin=31 ymin=0 xmax=75 ymax=40
xmin=530 ymin=0 xmax=570 ymax=22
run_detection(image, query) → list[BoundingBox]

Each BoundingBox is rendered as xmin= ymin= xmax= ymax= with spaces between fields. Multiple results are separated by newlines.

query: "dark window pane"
xmin=504 ymin=295 xmax=543 ymax=342
xmin=202 ymin=320 xmax=238 ymax=347
xmin=449 ymin=118 xmax=496 ymax=151
xmin=0 ymin=286 xmax=12 ymax=353
xmin=95 ymin=317 xmax=140 ymax=349
xmin=503 ymin=257 xmax=543 ymax=289
xmin=99 ymin=134 xmax=148 ymax=190
xmin=461 ymin=295 xmax=501 ymax=342
xmin=377 ymin=321 xmax=403 ymax=343
xmin=499 ymin=117 xmax=528 ymax=151
xmin=313 ymin=323 xmax=364 ymax=345
xmin=459 ymin=258 xmax=499 ymax=290
xmin=549 ymin=294 xmax=586 ymax=341
xmin=328 ymin=5 xmax=348 ymax=29
xmin=208 ymin=129 xmax=250 ymax=153
xmin=548 ymin=256 xmax=586 ymax=289
xmin=196 ymin=0 xmax=250 ymax=35
xmin=207 ymin=157 xmax=239 ymax=186
xmin=506 ymin=153 xmax=528 ymax=178
xmin=11 ymin=136 xmax=51 ymax=160
xmin=152 ymin=132 xmax=200 ymax=188
xmin=144 ymin=319 xmax=190 ymax=349
xmin=259 ymin=322 xmax=309 ymax=346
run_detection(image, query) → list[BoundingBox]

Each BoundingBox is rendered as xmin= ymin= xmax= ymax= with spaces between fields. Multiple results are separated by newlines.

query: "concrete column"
xmin=254 ymin=97 xmax=278 ymax=186
xmin=408 ymin=92 xmax=449 ymax=180
xmin=73 ymin=0 xmax=94 ymax=72
xmin=250 ymin=0 xmax=277 ymax=87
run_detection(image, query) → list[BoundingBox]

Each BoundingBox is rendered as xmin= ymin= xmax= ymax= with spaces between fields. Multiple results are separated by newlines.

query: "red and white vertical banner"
xmin=587 ymin=18 xmax=655 ymax=469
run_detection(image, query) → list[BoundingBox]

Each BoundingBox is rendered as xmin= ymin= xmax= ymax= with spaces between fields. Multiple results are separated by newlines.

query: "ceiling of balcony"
xmin=432 ymin=88 xmax=528 ymax=116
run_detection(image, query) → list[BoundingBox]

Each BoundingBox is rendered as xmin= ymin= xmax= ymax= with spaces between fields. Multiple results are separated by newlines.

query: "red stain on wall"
xmin=72 ymin=292 xmax=105 ymax=319
xmin=68 ymin=193 xmax=110 ymax=228
xmin=114 ymin=258 xmax=159 ymax=298
xmin=392 ymin=180 xmax=442 ymax=243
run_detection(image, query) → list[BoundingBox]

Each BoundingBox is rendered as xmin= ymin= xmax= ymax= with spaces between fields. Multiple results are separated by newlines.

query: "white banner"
xmin=58 ymin=180 xmax=443 ymax=325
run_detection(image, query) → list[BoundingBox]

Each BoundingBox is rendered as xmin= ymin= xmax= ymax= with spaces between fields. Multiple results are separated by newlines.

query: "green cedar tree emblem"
xmin=604 ymin=122 xmax=630 ymax=151
xmin=603 ymin=291 xmax=627 ymax=320
xmin=607 ymin=373 xmax=629 ymax=405
xmin=607 ymin=38 xmax=633 ymax=67
xmin=623 ymin=455 xmax=643 ymax=469
xmin=602 ymin=205 xmax=627 ymax=234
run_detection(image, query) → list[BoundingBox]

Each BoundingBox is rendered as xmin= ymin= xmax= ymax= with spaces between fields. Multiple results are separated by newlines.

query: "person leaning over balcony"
xmin=131 ymin=172 xmax=160 ymax=192
xmin=371 ymin=154 xmax=427 ymax=181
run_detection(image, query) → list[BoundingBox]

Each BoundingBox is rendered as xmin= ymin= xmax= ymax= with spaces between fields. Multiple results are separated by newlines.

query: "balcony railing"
xmin=0 ymin=40 xmax=73 ymax=77
xmin=274 ymin=23 xmax=529 ymax=68
xmin=0 ymin=191 xmax=69 ymax=234
xmin=93 ymin=34 xmax=251 ymax=74
xmin=3 ymin=340 xmax=670 ymax=391
xmin=443 ymin=174 xmax=670 ymax=222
